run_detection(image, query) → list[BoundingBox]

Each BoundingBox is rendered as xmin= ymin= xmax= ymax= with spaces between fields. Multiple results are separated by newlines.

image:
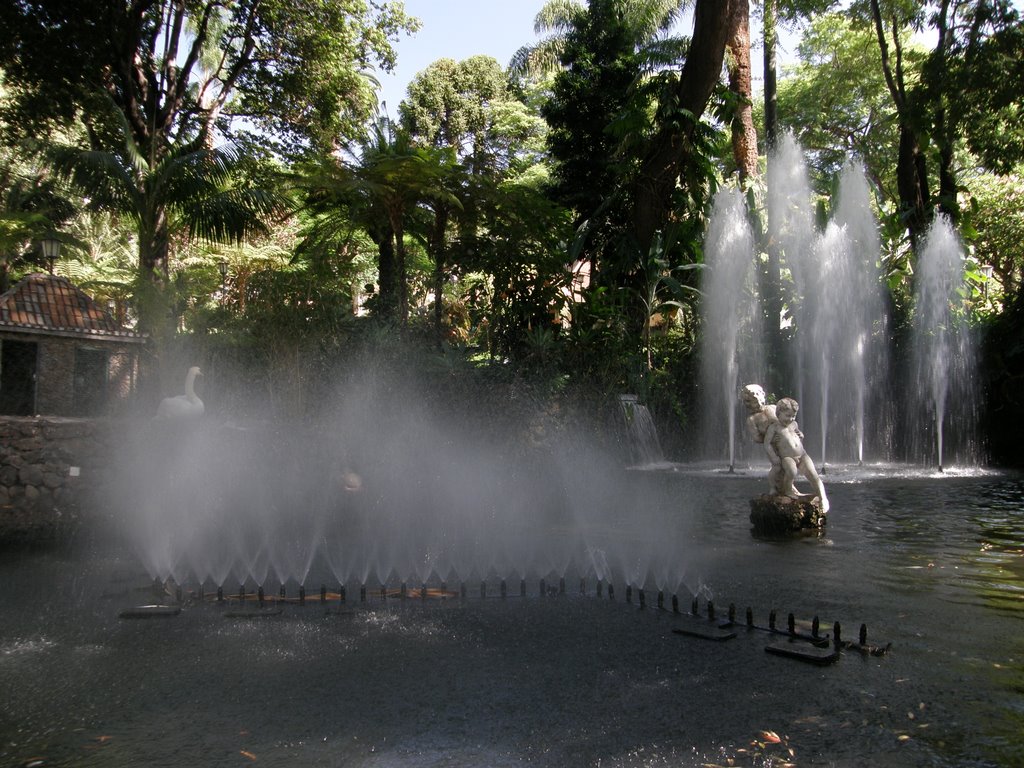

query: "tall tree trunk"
xmin=395 ymin=219 xmax=408 ymax=327
xmin=632 ymin=0 xmax=733 ymax=251
xmin=431 ymin=206 xmax=449 ymax=349
xmin=136 ymin=207 xmax=172 ymax=336
xmin=371 ymin=224 xmax=398 ymax=320
xmin=763 ymin=0 xmax=778 ymax=151
xmin=932 ymin=0 xmax=958 ymax=219
xmin=760 ymin=0 xmax=783 ymax=368
xmin=726 ymin=0 xmax=758 ymax=180
xmin=870 ymin=0 xmax=931 ymax=250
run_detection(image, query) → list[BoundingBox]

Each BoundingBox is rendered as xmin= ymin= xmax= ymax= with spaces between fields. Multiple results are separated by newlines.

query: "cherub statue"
xmin=740 ymin=384 xmax=775 ymax=444
xmin=740 ymin=384 xmax=784 ymax=494
xmin=763 ymin=397 xmax=829 ymax=514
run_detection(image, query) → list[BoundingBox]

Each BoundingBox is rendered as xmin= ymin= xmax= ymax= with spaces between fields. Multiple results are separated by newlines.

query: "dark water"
xmin=1 ymin=469 xmax=1022 ymax=767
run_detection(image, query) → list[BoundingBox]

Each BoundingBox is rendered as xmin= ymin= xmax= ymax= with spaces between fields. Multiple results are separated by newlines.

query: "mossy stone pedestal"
xmin=749 ymin=494 xmax=825 ymax=536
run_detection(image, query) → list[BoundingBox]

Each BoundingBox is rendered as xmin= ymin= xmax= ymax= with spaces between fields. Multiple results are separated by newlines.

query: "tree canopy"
xmin=0 ymin=0 xmax=419 ymax=157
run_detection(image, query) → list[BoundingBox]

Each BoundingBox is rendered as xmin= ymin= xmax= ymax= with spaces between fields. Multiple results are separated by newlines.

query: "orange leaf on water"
xmin=760 ymin=730 xmax=782 ymax=744
xmin=240 ymin=750 xmax=257 ymax=761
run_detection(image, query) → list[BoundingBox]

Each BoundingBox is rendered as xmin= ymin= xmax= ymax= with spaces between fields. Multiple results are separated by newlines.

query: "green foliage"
xmin=50 ymin=112 xmax=284 ymax=272
xmin=465 ymin=175 xmax=574 ymax=360
xmin=400 ymin=56 xmax=510 ymax=158
xmin=939 ymin=4 xmax=1024 ymax=175
xmin=53 ymin=210 xmax=136 ymax=320
xmin=0 ymin=0 xmax=419 ymax=157
xmin=961 ymin=168 xmax=1024 ymax=307
xmin=777 ymin=12 xmax=910 ymax=195
xmin=0 ymin=143 xmax=77 ymax=288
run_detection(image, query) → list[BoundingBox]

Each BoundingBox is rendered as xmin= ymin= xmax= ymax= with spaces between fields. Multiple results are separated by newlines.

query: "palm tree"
xmin=49 ymin=113 xmax=283 ymax=334
xmin=295 ymin=118 xmax=458 ymax=328
xmin=509 ymin=0 xmax=690 ymax=81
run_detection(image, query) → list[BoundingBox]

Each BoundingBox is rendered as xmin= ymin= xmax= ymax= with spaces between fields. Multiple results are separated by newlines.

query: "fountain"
xmin=700 ymin=133 xmax=978 ymax=470
xmin=698 ymin=186 xmax=763 ymax=469
xmin=0 ymin=145 xmax=1006 ymax=768
xmin=910 ymin=215 xmax=981 ymax=469
xmin=2 ymin=414 xmax=1021 ymax=766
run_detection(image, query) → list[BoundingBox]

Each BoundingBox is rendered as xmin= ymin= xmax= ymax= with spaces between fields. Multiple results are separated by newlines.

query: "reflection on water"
xmin=0 ymin=470 xmax=1021 ymax=767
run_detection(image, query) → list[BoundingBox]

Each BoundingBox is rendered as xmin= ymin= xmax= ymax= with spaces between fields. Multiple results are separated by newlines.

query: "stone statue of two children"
xmin=741 ymin=384 xmax=829 ymax=515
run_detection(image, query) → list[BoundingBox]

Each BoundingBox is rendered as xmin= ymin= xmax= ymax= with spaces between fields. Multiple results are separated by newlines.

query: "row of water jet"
xmin=698 ymin=132 xmax=978 ymax=469
xmin=111 ymin=372 xmax=702 ymax=599
xmin=797 ymin=159 xmax=890 ymax=467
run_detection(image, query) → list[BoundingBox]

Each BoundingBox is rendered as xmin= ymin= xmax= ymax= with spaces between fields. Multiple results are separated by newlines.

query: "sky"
xmin=373 ymin=0 xmax=807 ymax=115
xmin=375 ymin=0 xmax=549 ymax=114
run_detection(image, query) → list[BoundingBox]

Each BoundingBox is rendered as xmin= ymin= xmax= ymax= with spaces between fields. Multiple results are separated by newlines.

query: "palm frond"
xmin=48 ymin=145 xmax=142 ymax=217
xmin=183 ymin=187 xmax=287 ymax=244
xmin=535 ymin=0 xmax=587 ymax=34
xmin=509 ymin=37 xmax=568 ymax=78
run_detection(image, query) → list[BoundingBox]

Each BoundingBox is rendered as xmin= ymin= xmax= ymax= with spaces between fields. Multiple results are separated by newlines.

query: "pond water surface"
xmin=1 ymin=468 xmax=1022 ymax=767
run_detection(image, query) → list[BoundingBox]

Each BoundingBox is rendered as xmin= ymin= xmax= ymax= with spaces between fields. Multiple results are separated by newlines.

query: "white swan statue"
xmin=156 ymin=366 xmax=205 ymax=419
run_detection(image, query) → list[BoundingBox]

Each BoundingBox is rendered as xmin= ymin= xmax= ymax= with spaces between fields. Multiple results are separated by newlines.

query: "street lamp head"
xmin=40 ymin=237 xmax=62 ymax=273
xmin=217 ymin=259 xmax=228 ymax=282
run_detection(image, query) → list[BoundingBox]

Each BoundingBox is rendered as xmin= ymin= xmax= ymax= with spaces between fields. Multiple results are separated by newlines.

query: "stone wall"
xmin=0 ymin=416 xmax=117 ymax=545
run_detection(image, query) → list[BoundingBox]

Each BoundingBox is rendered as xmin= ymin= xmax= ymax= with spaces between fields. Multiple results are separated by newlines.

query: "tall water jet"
xmin=809 ymin=221 xmax=850 ymax=467
xmin=805 ymin=161 xmax=889 ymax=467
xmin=767 ymin=132 xmax=818 ymax=403
xmin=911 ymin=215 xmax=980 ymax=469
xmin=699 ymin=186 xmax=763 ymax=468
xmin=766 ymin=140 xmax=890 ymax=466
xmin=831 ymin=159 xmax=888 ymax=463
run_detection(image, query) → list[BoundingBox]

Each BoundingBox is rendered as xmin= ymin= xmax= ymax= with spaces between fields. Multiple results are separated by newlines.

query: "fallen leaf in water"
xmin=898 ymin=734 xmax=911 ymax=742
xmin=95 ymin=736 xmax=112 ymax=744
xmin=760 ymin=730 xmax=782 ymax=744
xmin=240 ymin=750 xmax=257 ymax=761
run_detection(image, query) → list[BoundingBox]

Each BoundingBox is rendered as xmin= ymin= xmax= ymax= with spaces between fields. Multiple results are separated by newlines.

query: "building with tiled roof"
xmin=0 ymin=273 xmax=146 ymax=416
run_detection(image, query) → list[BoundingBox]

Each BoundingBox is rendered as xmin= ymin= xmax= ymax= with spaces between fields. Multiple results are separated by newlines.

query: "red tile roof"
xmin=0 ymin=273 xmax=144 ymax=340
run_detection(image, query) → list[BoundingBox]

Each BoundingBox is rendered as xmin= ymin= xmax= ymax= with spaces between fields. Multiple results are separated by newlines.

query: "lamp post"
xmin=217 ymin=259 xmax=228 ymax=287
xmin=40 ymin=237 xmax=62 ymax=274
xmin=980 ymin=264 xmax=993 ymax=304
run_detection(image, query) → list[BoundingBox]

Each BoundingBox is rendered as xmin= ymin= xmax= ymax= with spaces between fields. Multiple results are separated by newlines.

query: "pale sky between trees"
xmin=375 ymin=0 xmax=814 ymax=118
